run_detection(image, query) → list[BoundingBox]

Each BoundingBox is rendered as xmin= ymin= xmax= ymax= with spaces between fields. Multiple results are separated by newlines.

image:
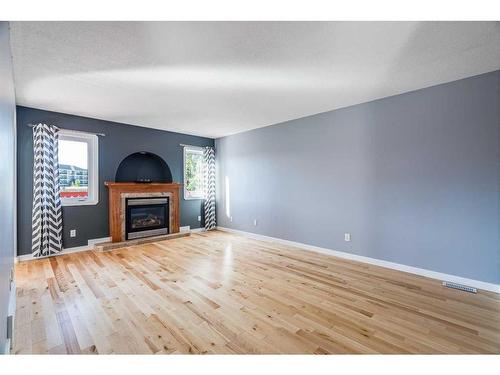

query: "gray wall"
xmin=216 ymin=70 xmax=500 ymax=284
xmin=17 ymin=106 xmax=214 ymax=256
xmin=0 ymin=22 xmax=16 ymax=353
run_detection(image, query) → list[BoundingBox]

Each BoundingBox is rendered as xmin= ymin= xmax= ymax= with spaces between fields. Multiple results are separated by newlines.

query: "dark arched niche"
xmin=115 ymin=151 xmax=173 ymax=183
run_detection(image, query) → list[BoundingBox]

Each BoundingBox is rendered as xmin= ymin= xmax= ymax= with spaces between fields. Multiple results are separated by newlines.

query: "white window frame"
xmin=58 ymin=130 xmax=99 ymax=206
xmin=183 ymin=146 xmax=205 ymax=200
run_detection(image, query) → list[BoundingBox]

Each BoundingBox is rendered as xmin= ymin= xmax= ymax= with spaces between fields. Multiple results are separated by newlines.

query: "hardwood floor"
xmin=13 ymin=230 xmax=500 ymax=354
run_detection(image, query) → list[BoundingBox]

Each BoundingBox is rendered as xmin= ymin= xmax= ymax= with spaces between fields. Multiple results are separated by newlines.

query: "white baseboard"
xmin=180 ymin=226 xmax=205 ymax=233
xmin=191 ymin=227 xmax=206 ymax=233
xmin=88 ymin=237 xmax=112 ymax=247
xmin=217 ymin=226 xmax=500 ymax=294
xmin=16 ymin=236 xmax=111 ymax=262
xmin=15 ymin=228 xmax=211 ymax=262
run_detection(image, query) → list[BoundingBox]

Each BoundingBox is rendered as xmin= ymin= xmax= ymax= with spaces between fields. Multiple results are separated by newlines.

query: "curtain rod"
xmin=27 ymin=123 xmax=106 ymax=137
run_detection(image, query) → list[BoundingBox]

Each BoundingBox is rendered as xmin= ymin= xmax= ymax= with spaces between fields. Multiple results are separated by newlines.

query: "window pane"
xmin=185 ymin=150 xmax=204 ymax=199
xmin=58 ymin=139 xmax=89 ymax=199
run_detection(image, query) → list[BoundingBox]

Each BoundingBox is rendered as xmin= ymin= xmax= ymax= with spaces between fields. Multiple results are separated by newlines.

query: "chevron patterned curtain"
xmin=203 ymin=146 xmax=216 ymax=230
xmin=31 ymin=123 xmax=63 ymax=257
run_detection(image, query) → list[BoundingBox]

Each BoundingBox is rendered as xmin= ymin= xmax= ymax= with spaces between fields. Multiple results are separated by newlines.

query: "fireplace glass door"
xmin=125 ymin=197 xmax=169 ymax=239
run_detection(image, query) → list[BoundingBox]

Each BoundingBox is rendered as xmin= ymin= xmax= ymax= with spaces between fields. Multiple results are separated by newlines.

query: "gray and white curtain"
xmin=32 ymin=123 xmax=63 ymax=257
xmin=203 ymin=146 xmax=216 ymax=230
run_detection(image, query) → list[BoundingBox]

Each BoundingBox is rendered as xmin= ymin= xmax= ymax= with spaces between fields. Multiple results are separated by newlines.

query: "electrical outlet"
xmin=197 ymin=215 xmax=201 ymax=222
xmin=253 ymin=219 xmax=258 ymax=226
xmin=344 ymin=233 xmax=351 ymax=242
xmin=70 ymin=229 xmax=76 ymax=238
xmin=230 ymin=216 xmax=233 ymax=222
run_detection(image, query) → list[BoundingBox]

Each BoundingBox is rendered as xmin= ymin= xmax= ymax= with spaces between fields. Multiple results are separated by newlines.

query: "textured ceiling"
xmin=10 ymin=21 xmax=500 ymax=138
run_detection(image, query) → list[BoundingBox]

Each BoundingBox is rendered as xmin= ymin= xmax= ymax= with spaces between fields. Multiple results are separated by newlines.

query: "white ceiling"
xmin=10 ymin=21 xmax=500 ymax=138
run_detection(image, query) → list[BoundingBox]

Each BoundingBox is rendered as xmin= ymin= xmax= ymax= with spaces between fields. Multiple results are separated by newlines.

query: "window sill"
xmin=61 ymin=199 xmax=99 ymax=207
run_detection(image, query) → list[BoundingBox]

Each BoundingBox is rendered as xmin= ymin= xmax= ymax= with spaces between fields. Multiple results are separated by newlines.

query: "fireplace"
xmin=125 ymin=197 xmax=169 ymax=240
xmin=105 ymin=182 xmax=181 ymax=242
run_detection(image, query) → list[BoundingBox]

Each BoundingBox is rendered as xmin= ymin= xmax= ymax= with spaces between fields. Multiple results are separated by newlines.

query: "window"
xmin=183 ymin=146 xmax=204 ymax=200
xmin=58 ymin=130 xmax=99 ymax=206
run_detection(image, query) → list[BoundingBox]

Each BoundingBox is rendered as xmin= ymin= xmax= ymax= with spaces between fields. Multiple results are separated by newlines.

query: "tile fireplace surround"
xmin=105 ymin=182 xmax=181 ymax=242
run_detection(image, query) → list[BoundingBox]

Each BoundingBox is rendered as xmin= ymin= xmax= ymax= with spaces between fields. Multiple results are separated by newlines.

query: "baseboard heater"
xmin=442 ymin=281 xmax=477 ymax=293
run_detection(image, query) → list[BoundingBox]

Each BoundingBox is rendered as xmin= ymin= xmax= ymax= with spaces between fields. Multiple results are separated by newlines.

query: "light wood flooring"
xmin=13 ymin=230 xmax=500 ymax=354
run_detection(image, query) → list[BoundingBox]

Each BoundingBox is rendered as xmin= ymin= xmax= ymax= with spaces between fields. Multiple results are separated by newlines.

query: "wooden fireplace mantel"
xmin=105 ymin=182 xmax=182 ymax=242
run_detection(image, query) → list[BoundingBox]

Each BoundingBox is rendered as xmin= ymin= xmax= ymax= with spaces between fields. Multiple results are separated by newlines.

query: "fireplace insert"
xmin=125 ymin=197 xmax=169 ymax=240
